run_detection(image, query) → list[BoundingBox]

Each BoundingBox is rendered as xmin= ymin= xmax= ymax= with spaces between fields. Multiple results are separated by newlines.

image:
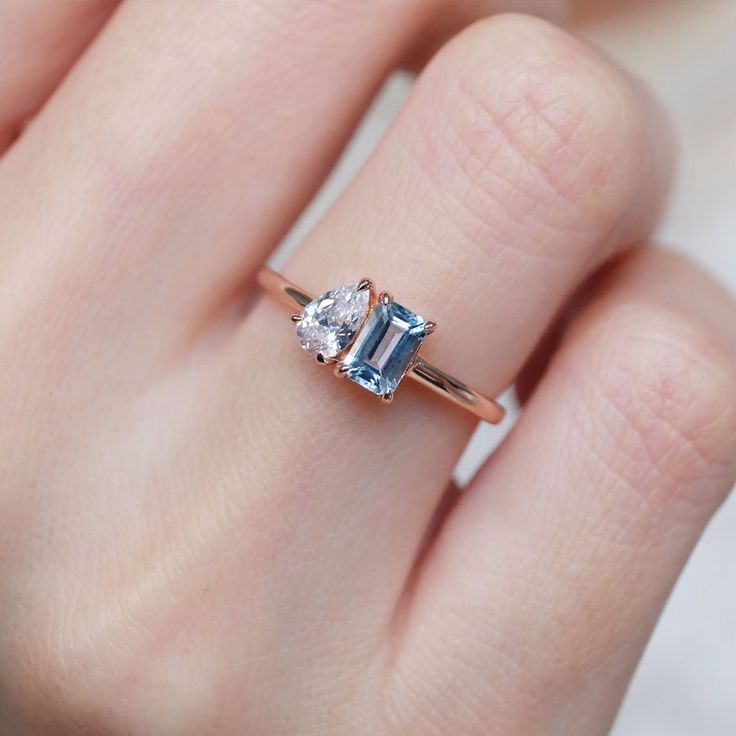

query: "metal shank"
xmin=257 ymin=268 xmax=505 ymax=424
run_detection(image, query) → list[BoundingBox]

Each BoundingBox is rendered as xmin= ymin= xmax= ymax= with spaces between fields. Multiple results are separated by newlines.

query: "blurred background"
xmin=276 ymin=1 xmax=736 ymax=733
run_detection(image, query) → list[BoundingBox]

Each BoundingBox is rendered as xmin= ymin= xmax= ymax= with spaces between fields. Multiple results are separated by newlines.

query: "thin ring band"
xmin=258 ymin=268 xmax=504 ymax=424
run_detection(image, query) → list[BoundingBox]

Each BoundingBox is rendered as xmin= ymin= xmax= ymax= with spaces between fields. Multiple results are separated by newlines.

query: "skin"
xmin=0 ymin=1 xmax=734 ymax=734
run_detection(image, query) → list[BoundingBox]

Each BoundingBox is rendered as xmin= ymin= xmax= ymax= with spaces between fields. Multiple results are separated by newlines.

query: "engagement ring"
xmin=258 ymin=268 xmax=505 ymax=423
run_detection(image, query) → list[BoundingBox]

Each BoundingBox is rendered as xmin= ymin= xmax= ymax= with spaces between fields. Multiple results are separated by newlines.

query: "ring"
xmin=257 ymin=268 xmax=505 ymax=424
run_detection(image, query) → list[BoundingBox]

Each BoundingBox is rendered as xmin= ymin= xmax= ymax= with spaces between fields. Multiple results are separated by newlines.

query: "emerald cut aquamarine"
xmin=343 ymin=301 xmax=427 ymax=396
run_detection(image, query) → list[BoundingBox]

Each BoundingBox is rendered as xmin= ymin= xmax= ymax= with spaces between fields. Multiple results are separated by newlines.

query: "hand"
xmin=1 ymin=3 xmax=734 ymax=735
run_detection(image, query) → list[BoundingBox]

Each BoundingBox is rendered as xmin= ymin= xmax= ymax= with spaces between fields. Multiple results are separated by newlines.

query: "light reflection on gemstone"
xmin=343 ymin=300 xmax=426 ymax=396
xmin=296 ymin=283 xmax=369 ymax=359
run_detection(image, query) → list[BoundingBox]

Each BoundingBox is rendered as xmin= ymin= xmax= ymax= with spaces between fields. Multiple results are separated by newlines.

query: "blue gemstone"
xmin=343 ymin=300 xmax=427 ymax=396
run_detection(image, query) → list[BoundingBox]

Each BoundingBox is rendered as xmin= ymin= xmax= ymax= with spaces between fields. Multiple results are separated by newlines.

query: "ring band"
xmin=258 ymin=268 xmax=505 ymax=424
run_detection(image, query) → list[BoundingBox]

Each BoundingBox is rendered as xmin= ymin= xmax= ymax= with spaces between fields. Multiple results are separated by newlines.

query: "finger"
xmin=285 ymin=15 xmax=673 ymax=391
xmin=396 ymin=247 xmax=736 ymax=735
xmin=0 ymin=1 xmax=516 ymax=365
xmin=0 ymin=0 xmax=116 ymax=154
xmin=405 ymin=0 xmax=570 ymax=70
xmin=237 ymin=14 xmax=672 ymax=610
xmin=515 ymin=281 xmax=588 ymax=405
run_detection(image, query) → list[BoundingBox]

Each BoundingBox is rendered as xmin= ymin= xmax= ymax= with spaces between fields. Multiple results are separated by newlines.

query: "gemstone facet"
xmin=296 ymin=283 xmax=370 ymax=359
xmin=343 ymin=300 xmax=426 ymax=396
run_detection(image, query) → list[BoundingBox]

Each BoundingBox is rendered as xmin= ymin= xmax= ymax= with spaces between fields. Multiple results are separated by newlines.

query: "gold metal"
xmin=358 ymin=278 xmax=373 ymax=292
xmin=382 ymin=390 xmax=395 ymax=404
xmin=408 ymin=356 xmax=503 ymax=423
xmin=257 ymin=268 xmax=505 ymax=424
xmin=291 ymin=314 xmax=302 ymax=322
xmin=424 ymin=321 xmax=437 ymax=335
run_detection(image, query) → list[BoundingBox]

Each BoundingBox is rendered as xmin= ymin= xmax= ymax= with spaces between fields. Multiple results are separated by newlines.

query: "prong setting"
xmin=296 ymin=277 xmax=426 ymax=402
xmin=316 ymin=353 xmax=337 ymax=365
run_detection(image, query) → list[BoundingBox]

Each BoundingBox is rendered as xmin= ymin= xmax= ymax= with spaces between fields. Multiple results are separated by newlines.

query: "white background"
xmin=276 ymin=1 xmax=736 ymax=732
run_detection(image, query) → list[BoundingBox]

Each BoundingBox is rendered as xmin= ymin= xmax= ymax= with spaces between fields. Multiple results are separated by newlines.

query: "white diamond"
xmin=296 ymin=283 xmax=370 ymax=359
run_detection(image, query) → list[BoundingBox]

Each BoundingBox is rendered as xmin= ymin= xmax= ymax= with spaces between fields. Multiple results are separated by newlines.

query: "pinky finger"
xmin=390 ymin=247 xmax=736 ymax=736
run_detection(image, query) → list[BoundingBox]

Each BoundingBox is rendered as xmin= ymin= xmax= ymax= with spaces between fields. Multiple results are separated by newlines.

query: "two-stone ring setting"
xmin=258 ymin=268 xmax=504 ymax=424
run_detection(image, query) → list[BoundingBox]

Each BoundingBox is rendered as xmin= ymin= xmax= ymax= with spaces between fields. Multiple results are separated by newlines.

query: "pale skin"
xmin=0 ymin=1 xmax=735 ymax=734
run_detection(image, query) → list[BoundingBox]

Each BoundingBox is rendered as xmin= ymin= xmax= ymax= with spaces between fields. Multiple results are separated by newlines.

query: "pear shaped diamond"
xmin=296 ymin=283 xmax=370 ymax=359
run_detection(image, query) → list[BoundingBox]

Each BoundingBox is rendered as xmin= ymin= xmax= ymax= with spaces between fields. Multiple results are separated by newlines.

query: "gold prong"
xmin=378 ymin=291 xmax=392 ymax=305
xmin=357 ymin=278 xmax=373 ymax=292
xmin=291 ymin=314 xmax=303 ymax=322
xmin=424 ymin=320 xmax=437 ymax=335
xmin=334 ymin=363 xmax=349 ymax=378
xmin=381 ymin=390 xmax=394 ymax=404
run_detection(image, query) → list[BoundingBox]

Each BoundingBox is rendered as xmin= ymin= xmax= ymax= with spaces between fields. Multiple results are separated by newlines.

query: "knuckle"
xmin=575 ymin=302 xmax=736 ymax=516
xmin=417 ymin=14 xmax=646 ymax=258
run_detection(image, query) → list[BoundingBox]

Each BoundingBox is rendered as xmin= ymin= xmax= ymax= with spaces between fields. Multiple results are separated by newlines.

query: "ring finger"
xmin=236 ymin=14 xmax=674 ymax=617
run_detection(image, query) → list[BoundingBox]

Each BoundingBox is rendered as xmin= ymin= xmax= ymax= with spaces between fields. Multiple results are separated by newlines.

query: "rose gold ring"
xmin=257 ymin=268 xmax=505 ymax=424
